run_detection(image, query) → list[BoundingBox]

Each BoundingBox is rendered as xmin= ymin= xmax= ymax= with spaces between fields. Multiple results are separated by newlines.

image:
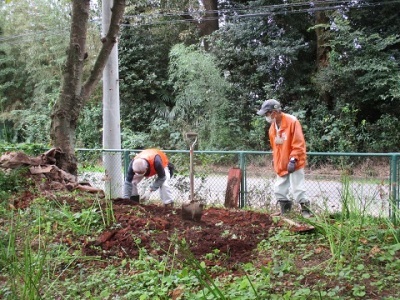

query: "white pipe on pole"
xmin=102 ymin=0 xmax=123 ymax=198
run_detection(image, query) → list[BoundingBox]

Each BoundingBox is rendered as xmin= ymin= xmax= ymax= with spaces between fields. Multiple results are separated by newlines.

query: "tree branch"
xmin=81 ymin=0 xmax=126 ymax=102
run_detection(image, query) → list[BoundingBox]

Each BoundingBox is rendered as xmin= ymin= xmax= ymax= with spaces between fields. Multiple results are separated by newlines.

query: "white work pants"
xmin=274 ymin=168 xmax=307 ymax=204
xmin=132 ymin=166 xmax=174 ymax=205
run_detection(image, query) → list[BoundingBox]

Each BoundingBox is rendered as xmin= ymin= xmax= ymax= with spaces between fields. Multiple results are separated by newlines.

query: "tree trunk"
xmin=315 ymin=11 xmax=330 ymax=69
xmin=180 ymin=0 xmax=218 ymax=50
xmin=199 ymin=0 xmax=219 ymax=50
xmin=315 ymin=10 xmax=334 ymax=110
xmin=198 ymin=0 xmax=219 ymax=36
xmin=50 ymin=0 xmax=125 ymax=175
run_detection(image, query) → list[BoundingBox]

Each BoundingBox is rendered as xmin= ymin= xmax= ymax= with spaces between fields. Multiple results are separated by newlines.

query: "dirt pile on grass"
xmin=84 ymin=199 xmax=276 ymax=269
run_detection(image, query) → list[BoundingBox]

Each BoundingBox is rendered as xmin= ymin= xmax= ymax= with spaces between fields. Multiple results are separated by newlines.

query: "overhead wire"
xmin=0 ymin=29 xmax=68 ymax=43
xmin=123 ymin=0 xmax=395 ymax=19
xmin=1 ymin=0 xmax=400 ymax=43
xmin=122 ymin=0 xmax=400 ymax=26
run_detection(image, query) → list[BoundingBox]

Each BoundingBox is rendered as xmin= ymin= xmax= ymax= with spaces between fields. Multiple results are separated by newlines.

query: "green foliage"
xmin=305 ymin=103 xmax=364 ymax=153
xmin=168 ymin=43 xmax=240 ymax=149
xmin=34 ymin=197 xmax=109 ymax=235
xmin=0 ymin=142 xmax=46 ymax=155
xmin=122 ymin=117 xmax=180 ymax=150
xmin=0 ymin=0 xmax=102 ymax=146
xmin=207 ymin=3 xmax=314 ymax=150
xmin=0 ymin=167 xmax=31 ymax=201
xmin=0 ymin=0 xmax=69 ymax=144
xmin=118 ymin=16 xmax=196 ymax=148
xmin=148 ymin=118 xmax=186 ymax=150
xmin=319 ymin=15 xmax=400 ymax=111
xmin=2 ymin=0 xmax=400 ymax=154
xmin=0 ymin=215 xmax=47 ymax=300
xmin=365 ymin=114 xmax=400 ymax=152
xmin=1 ymin=183 xmax=400 ymax=299
xmin=311 ymin=11 xmax=400 ymax=152
xmin=76 ymin=102 xmax=103 ymax=148
xmin=121 ymin=128 xmax=152 ymax=149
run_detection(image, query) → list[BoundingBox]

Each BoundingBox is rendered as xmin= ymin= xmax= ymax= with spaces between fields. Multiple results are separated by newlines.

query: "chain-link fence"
xmin=77 ymin=149 xmax=400 ymax=220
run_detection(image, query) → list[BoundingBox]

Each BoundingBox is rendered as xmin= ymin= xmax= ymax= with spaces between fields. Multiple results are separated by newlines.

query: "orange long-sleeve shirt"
xmin=268 ymin=113 xmax=307 ymax=177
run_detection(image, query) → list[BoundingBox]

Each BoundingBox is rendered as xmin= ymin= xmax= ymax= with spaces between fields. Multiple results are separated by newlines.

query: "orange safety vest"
xmin=268 ymin=113 xmax=307 ymax=177
xmin=134 ymin=149 xmax=169 ymax=177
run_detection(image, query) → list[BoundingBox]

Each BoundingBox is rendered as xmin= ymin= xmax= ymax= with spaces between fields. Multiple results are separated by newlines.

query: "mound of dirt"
xmin=83 ymin=199 xmax=276 ymax=269
xmin=1 ymin=150 xmax=299 ymax=272
xmin=0 ymin=149 xmax=104 ymax=195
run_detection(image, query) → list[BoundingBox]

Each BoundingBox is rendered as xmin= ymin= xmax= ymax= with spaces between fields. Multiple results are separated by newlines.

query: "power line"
xmin=0 ymin=29 xmax=68 ymax=43
xmin=123 ymin=0 xmax=356 ymax=18
xmin=122 ymin=0 xmax=400 ymax=19
xmin=121 ymin=0 xmax=400 ymax=27
xmin=0 ymin=20 xmax=98 ymax=43
xmin=1 ymin=0 xmax=399 ymax=43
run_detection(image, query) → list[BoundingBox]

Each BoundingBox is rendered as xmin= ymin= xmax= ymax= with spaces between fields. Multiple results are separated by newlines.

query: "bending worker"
xmin=123 ymin=148 xmax=174 ymax=207
xmin=257 ymin=99 xmax=312 ymax=218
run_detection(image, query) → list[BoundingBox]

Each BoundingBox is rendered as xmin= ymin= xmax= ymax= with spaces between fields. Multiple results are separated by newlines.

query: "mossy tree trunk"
xmin=50 ymin=0 xmax=125 ymax=175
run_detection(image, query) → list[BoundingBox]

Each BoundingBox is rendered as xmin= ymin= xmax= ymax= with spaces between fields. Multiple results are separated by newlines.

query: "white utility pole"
xmin=102 ymin=0 xmax=123 ymax=198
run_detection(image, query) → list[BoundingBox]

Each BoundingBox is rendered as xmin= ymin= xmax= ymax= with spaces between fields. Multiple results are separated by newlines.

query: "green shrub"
xmin=0 ymin=142 xmax=47 ymax=156
xmin=0 ymin=168 xmax=30 ymax=201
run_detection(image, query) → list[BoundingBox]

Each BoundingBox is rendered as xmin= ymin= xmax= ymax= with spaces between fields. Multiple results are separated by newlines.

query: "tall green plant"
xmin=1 ymin=214 xmax=47 ymax=300
xmin=118 ymin=12 xmax=196 ymax=149
xmin=309 ymin=176 xmax=372 ymax=270
xmin=177 ymin=239 xmax=227 ymax=299
xmin=168 ymin=43 xmax=236 ymax=149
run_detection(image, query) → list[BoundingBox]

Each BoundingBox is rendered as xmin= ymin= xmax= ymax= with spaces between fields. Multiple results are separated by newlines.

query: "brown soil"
xmin=1 ymin=150 xmax=292 ymax=271
xmin=3 ymin=151 xmax=398 ymax=298
xmin=82 ymin=199 xmax=277 ymax=270
xmin=8 ymin=178 xmax=399 ymax=299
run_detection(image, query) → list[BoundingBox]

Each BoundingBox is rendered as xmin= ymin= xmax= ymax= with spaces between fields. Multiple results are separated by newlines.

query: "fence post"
xmin=123 ymin=150 xmax=130 ymax=180
xmin=238 ymin=152 xmax=246 ymax=208
xmin=390 ymin=154 xmax=399 ymax=224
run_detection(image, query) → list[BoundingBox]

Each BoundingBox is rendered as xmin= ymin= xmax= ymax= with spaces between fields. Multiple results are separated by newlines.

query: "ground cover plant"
xmin=0 ymin=166 xmax=399 ymax=300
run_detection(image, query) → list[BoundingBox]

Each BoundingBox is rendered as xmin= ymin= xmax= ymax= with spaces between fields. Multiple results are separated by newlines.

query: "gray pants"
xmin=274 ymin=168 xmax=308 ymax=204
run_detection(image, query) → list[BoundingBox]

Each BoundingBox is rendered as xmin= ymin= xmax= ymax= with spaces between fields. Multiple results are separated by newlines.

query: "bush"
xmin=0 ymin=168 xmax=30 ymax=201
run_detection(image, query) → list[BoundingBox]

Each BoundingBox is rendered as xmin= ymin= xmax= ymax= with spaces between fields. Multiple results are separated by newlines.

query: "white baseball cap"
xmin=132 ymin=158 xmax=148 ymax=175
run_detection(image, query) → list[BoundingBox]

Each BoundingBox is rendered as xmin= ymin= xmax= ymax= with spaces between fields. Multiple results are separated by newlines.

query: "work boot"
xmin=130 ymin=195 xmax=140 ymax=204
xmin=278 ymin=200 xmax=292 ymax=215
xmin=164 ymin=201 xmax=174 ymax=208
xmin=300 ymin=202 xmax=313 ymax=218
xmin=163 ymin=202 xmax=174 ymax=213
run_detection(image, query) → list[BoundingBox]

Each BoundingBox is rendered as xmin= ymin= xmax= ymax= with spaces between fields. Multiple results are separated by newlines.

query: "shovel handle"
xmin=186 ymin=132 xmax=198 ymax=139
xmin=186 ymin=132 xmax=198 ymax=202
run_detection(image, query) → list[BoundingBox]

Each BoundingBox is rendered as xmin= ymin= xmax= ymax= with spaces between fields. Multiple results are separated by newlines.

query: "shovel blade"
xmin=181 ymin=201 xmax=204 ymax=221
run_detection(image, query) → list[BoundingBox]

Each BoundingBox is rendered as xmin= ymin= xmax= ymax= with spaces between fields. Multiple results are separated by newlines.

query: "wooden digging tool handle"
xmin=186 ymin=132 xmax=198 ymax=202
xmin=280 ymin=216 xmax=315 ymax=232
xmin=281 ymin=216 xmax=302 ymax=227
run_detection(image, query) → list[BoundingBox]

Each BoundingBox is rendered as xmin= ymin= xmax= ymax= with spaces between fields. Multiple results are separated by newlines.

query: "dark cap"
xmin=256 ymin=99 xmax=281 ymax=116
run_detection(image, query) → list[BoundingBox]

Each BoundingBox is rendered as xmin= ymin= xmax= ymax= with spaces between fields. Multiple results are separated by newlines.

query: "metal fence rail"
xmin=76 ymin=149 xmax=400 ymax=221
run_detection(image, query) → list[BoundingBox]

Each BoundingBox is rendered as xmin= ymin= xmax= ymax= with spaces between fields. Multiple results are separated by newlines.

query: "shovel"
xmin=181 ymin=132 xmax=204 ymax=221
xmin=280 ymin=216 xmax=315 ymax=233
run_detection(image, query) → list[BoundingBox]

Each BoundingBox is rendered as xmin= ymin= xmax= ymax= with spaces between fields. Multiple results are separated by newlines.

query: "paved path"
xmin=79 ymin=172 xmax=391 ymax=217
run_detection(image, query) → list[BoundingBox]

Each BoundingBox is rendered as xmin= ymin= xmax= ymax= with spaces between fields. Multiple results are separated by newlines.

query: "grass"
xmin=0 ymin=169 xmax=399 ymax=299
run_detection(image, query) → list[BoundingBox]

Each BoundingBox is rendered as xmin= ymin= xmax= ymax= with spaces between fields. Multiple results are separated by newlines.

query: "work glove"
xmin=141 ymin=190 xmax=151 ymax=201
xmin=287 ymin=158 xmax=297 ymax=173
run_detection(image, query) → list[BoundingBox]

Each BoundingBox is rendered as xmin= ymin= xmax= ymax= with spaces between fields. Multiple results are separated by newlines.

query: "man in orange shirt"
xmin=257 ymin=99 xmax=312 ymax=218
xmin=123 ymin=148 xmax=174 ymax=207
